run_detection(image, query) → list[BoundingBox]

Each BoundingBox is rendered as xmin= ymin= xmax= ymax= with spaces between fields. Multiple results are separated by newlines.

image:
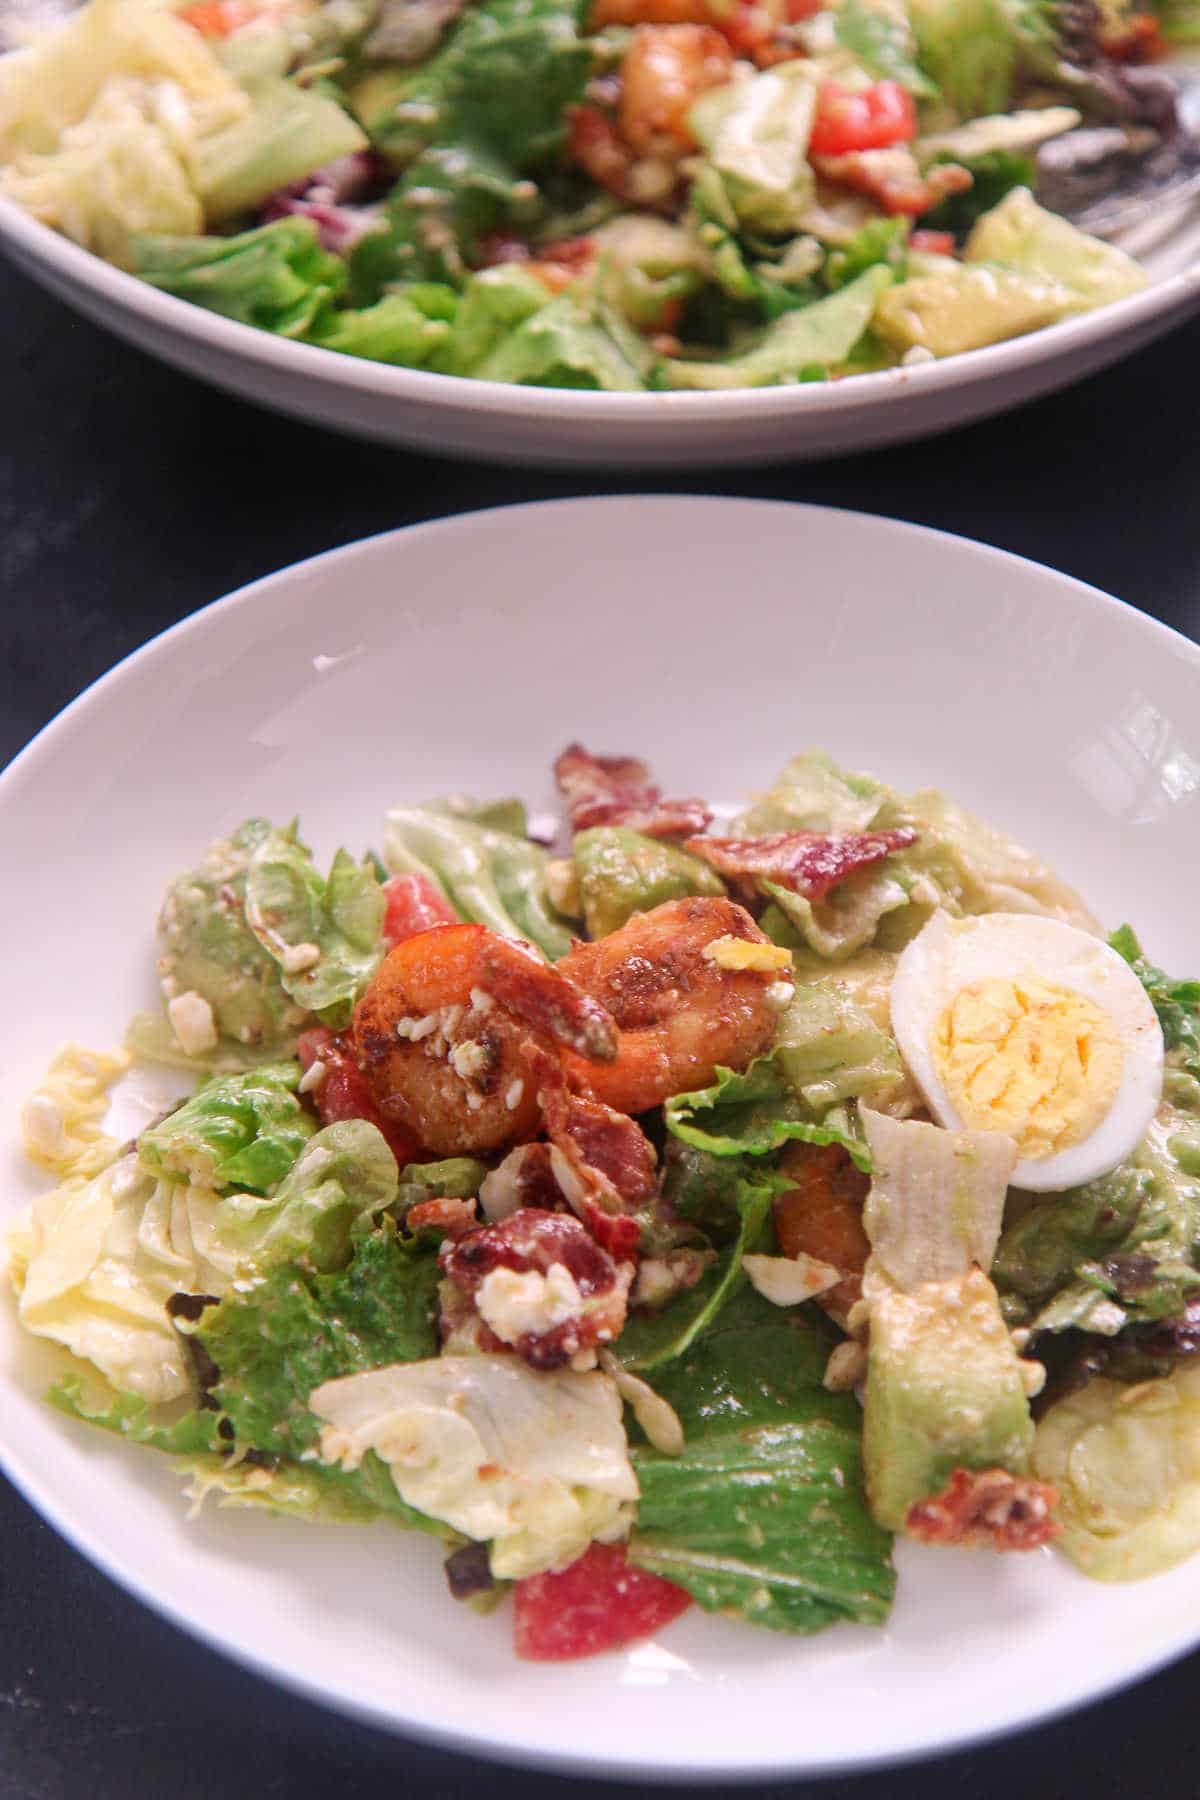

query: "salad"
xmin=8 ymin=744 xmax=1200 ymax=1662
xmin=0 ymin=0 xmax=1192 ymax=391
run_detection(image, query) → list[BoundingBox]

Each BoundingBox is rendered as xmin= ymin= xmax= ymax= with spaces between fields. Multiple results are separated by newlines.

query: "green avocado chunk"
xmin=572 ymin=827 xmax=725 ymax=938
xmin=862 ymin=1266 xmax=1035 ymax=1531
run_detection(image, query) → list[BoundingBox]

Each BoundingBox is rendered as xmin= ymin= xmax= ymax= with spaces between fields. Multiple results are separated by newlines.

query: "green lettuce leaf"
xmin=617 ymin=1176 xmax=780 ymax=1371
xmin=1110 ymin=925 xmax=1200 ymax=1079
xmin=658 ymin=266 xmax=891 ymax=390
xmin=824 ymin=216 xmax=909 ymax=291
xmin=909 ymin=0 xmax=1019 ymax=117
xmin=629 ymin=1284 xmax=895 ymax=1631
xmin=305 ymin=289 xmax=457 ymax=365
xmin=835 ymin=0 xmax=939 ymax=96
xmin=191 ymin=77 xmax=368 ymax=222
xmin=242 ymin=829 xmax=386 ymax=1029
xmin=213 ymin=1119 xmax=399 ymax=1275
xmin=919 ymin=148 xmax=1034 ymax=238
xmin=475 ymin=291 xmax=647 ymax=390
xmin=50 ymin=1375 xmax=229 ymax=1456
xmin=993 ymin=1093 xmax=1200 ymax=1334
xmin=384 ymin=804 xmax=573 ymax=958
xmin=135 ymin=218 xmax=346 ymax=335
xmin=137 ymin=1064 xmax=313 ymax=1195
xmin=433 ymin=264 xmax=552 ymax=373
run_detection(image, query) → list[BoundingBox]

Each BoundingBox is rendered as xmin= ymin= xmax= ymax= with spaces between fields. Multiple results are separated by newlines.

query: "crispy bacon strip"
xmin=683 ymin=828 xmax=916 ymax=902
xmin=524 ymin=1044 xmax=655 ymax=1259
xmin=813 ymin=148 xmax=973 ymax=216
xmin=440 ymin=1209 xmax=632 ymax=1369
xmin=905 ymin=1469 xmax=1062 ymax=1551
xmin=555 ymin=743 xmax=712 ymax=838
xmin=405 ymin=1195 xmax=479 ymax=1239
xmin=479 ymin=936 xmax=618 ymax=1062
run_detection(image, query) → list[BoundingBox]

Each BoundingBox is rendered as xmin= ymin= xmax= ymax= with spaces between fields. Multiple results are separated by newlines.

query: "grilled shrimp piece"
xmin=353 ymin=924 xmax=616 ymax=1155
xmin=618 ymin=23 xmax=734 ymax=156
xmin=557 ymin=896 xmax=789 ymax=1115
xmin=772 ymin=1141 xmax=870 ymax=1330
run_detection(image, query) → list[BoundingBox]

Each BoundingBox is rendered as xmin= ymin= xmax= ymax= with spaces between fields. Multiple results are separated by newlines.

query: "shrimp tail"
xmin=479 ymin=937 xmax=619 ymax=1063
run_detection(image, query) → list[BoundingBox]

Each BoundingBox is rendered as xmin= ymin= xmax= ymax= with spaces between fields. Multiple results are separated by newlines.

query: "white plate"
xmin=3 ymin=496 xmax=1200 ymax=1780
xmin=1 ymin=186 xmax=1199 ymax=467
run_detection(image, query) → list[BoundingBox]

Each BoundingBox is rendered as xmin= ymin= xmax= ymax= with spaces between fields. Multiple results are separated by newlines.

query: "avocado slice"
xmin=965 ymin=186 xmax=1148 ymax=311
xmin=573 ymin=826 xmax=725 ymax=939
xmin=863 ymin=1266 xmax=1035 ymax=1532
xmin=874 ymin=257 xmax=1071 ymax=357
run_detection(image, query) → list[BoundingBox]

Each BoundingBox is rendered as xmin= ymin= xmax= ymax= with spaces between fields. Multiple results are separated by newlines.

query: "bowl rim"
xmin=2 ymin=186 xmax=1199 ymax=426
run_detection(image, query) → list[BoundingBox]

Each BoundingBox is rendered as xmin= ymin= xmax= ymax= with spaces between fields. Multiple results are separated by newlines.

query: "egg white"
xmin=889 ymin=911 xmax=1164 ymax=1192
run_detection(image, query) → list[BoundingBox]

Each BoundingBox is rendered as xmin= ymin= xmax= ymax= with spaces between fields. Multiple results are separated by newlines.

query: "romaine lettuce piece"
xmin=0 ymin=81 xmax=202 ymax=267
xmin=688 ymin=62 xmax=820 ymax=235
xmin=136 ymin=219 xmax=346 ymax=336
xmin=992 ymin=1093 xmax=1200 ymax=1335
xmin=735 ymin=749 xmax=889 ymax=836
xmin=775 ymin=986 xmax=906 ymax=1112
xmin=965 ymin=186 xmax=1148 ymax=310
xmin=617 ymin=1175 xmax=780 ymax=1370
xmin=243 ymin=828 xmax=386 ymax=1028
xmin=834 ymin=0 xmax=938 ymax=96
xmin=0 ymin=0 xmax=248 ymax=160
xmin=630 ymin=1284 xmax=895 ymax=1631
xmin=190 ymin=78 xmax=367 ymax=223
xmin=659 ymin=265 xmax=891 ymax=389
xmin=310 ymin=1354 xmax=639 ymax=1577
xmin=1033 ymin=1363 xmax=1200 ymax=1579
xmin=214 ymin=1119 xmax=399 ymax=1275
xmin=137 ymin=1063 xmax=312 ymax=1195
xmin=573 ymin=827 xmax=725 ymax=939
xmin=384 ymin=804 xmax=573 ymax=958
xmin=5 ymin=1155 xmax=232 ymax=1403
xmin=305 ymin=290 xmax=456 ymax=365
xmin=760 ymin=868 xmax=911 ymax=961
xmin=665 ymin=1055 xmax=869 ymax=1170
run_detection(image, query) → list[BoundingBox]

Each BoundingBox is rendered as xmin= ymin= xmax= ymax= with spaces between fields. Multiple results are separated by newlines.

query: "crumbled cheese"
xmin=504 ymin=1078 xmax=524 ymax=1112
xmin=544 ymin=858 xmax=581 ymax=919
xmin=465 ymin=1092 xmax=483 ymax=1112
xmin=900 ymin=345 xmax=936 ymax=368
xmin=764 ymin=979 xmax=796 ymax=1010
xmin=631 ymin=1257 xmax=678 ymax=1310
xmin=280 ymin=942 xmax=322 ymax=975
xmin=469 ymin=987 xmax=494 ymax=1014
xmin=298 ymin=1059 xmax=327 ymax=1095
xmin=1019 ymin=1357 xmax=1047 ymax=1398
xmin=449 ymin=1040 xmax=490 ymax=1083
xmin=600 ymin=1351 xmax=684 ymax=1456
xmin=743 ymin=1252 xmax=842 ymax=1307
xmin=823 ymin=1341 xmax=868 ymax=1393
xmin=702 ymin=935 xmax=793 ymax=974
xmin=409 ymin=1014 xmax=440 ymax=1041
xmin=476 ymin=1262 xmax=583 ymax=1345
xmin=167 ymin=990 xmax=218 ymax=1057
xmin=20 ymin=1093 xmax=67 ymax=1162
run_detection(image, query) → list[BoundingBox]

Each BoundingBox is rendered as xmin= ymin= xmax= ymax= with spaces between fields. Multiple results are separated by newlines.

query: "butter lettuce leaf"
xmin=384 ymin=803 xmax=573 ymax=958
xmin=214 ymin=1119 xmax=399 ymax=1276
xmin=629 ymin=1285 xmax=895 ymax=1631
xmin=137 ymin=1063 xmax=313 ymax=1195
xmin=834 ymin=0 xmax=938 ymax=97
xmin=136 ymin=219 xmax=346 ymax=335
xmin=243 ymin=829 xmax=386 ymax=1029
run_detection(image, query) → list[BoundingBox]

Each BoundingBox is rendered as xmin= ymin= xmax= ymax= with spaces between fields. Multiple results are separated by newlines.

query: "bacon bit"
xmin=813 ymin=148 xmax=972 ymax=216
xmin=406 ymin=1195 xmax=480 ymax=1239
xmin=441 ymin=1208 xmax=631 ymax=1370
xmin=905 ymin=1469 xmax=1062 ymax=1551
xmin=1101 ymin=12 xmax=1166 ymax=61
xmin=478 ymin=937 xmax=618 ymax=1063
xmin=683 ymin=827 xmax=916 ymax=902
xmin=537 ymin=236 xmax=598 ymax=277
xmin=910 ymin=229 xmax=957 ymax=256
xmin=555 ymin=743 xmax=713 ymax=838
xmin=568 ymin=104 xmax=640 ymax=202
xmin=773 ymin=1142 xmax=870 ymax=1331
xmin=526 ymin=1043 xmax=658 ymax=1207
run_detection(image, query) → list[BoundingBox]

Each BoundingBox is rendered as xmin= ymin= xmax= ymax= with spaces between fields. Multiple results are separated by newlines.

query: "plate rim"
xmin=1 ymin=187 xmax=1199 ymax=428
xmin=4 ymin=494 xmax=1200 ymax=1780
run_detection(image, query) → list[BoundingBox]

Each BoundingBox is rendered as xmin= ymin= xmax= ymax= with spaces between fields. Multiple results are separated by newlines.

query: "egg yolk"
xmin=931 ymin=974 xmax=1123 ymax=1161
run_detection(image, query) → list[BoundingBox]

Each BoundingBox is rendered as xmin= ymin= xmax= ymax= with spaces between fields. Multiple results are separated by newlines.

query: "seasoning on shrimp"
xmin=556 ymin=895 xmax=786 ymax=1114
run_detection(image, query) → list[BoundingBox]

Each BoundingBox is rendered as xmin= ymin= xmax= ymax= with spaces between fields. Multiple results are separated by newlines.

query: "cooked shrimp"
xmin=772 ymin=1141 xmax=870 ymax=1330
xmin=353 ymin=924 xmax=616 ymax=1156
xmin=619 ymin=24 xmax=734 ymax=157
xmin=557 ymin=896 xmax=786 ymax=1115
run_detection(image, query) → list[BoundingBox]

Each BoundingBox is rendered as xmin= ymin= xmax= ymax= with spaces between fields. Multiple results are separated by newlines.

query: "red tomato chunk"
xmin=809 ymin=80 xmax=916 ymax=156
xmin=382 ymin=873 xmax=458 ymax=945
xmin=513 ymin=1543 xmax=691 ymax=1661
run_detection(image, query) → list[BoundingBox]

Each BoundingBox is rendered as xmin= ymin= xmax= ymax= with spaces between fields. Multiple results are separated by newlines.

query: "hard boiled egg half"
xmin=890 ymin=912 xmax=1163 ymax=1192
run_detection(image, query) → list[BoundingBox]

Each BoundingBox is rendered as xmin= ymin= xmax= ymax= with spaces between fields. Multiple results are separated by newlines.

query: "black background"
xmin=3 ymin=257 xmax=1199 ymax=1799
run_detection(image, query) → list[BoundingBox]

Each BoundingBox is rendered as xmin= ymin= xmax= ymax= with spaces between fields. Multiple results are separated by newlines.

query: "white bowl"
xmin=2 ymin=189 xmax=1199 ymax=466
xmin=3 ymin=496 xmax=1200 ymax=1779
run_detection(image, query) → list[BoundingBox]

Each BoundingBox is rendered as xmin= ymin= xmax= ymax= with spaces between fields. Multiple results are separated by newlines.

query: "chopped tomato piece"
xmin=1101 ymin=11 xmax=1166 ymax=60
xmin=809 ymin=80 xmax=916 ymax=157
xmin=513 ymin=1543 xmax=691 ymax=1661
xmin=297 ymin=1026 xmax=423 ymax=1165
xmin=382 ymin=873 xmax=458 ymax=946
xmin=178 ymin=0 xmax=257 ymax=34
xmin=910 ymin=229 xmax=956 ymax=256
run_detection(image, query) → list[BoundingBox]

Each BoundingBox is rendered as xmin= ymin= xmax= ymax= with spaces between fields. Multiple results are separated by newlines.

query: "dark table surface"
xmin=3 ymin=255 xmax=1200 ymax=1800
